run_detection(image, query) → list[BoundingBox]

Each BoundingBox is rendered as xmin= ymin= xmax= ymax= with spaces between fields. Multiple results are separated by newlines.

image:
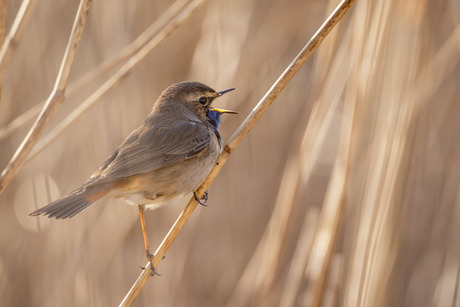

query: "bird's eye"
xmin=198 ymin=96 xmax=207 ymax=105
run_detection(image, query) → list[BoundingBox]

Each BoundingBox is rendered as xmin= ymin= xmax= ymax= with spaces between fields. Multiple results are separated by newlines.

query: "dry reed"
xmin=121 ymin=1 xmax=355 ymax=304
xmin=0 ymin=0 xmax=92 ymax=193
xmin=0 ymin=0 xmax=37 ymax=80
xmin=0 ymin=0 xmax=459 ymax=306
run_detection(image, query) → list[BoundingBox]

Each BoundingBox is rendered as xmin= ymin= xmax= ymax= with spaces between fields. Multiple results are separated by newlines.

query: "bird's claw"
xmin=141 ymin=251 xmax=161 ymax=276
xmin=194 ymin=191 xmax=208 ymax=206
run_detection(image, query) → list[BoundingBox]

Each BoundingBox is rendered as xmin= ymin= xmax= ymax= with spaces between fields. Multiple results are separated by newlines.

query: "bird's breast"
xmin=111 ymin=128 xmax=220 ymax=207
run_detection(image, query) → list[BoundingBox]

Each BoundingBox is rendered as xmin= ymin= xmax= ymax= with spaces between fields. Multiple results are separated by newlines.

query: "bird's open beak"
xmin=213 ymin=88 xmax=238 ymax=114
xmin=211 ymin=107 xmax=238 ymax=114
xmin=218 ymin=88 xmax=236 ymax=96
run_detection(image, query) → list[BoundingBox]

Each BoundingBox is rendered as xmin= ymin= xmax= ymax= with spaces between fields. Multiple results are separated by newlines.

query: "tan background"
xmin=1 ymin=0 xmax=460 ymax=306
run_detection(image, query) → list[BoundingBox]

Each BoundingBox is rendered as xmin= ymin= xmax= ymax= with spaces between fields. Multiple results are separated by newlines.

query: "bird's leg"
xmin=138 ymin=205 xmax=160 ymax=276
xmin=194 ymin=190 xmax=208 ymax=206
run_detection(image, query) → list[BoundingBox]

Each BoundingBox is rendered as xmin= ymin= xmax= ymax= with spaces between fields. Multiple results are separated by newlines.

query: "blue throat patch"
xmin=207 ymin=110 xmax=223 ymax=150
xmin=207 ymin=110 xmax=223 ymax=129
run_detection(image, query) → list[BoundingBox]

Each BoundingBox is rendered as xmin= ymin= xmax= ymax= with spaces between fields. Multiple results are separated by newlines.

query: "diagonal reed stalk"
xmin=227 ymin=8 xmax=357 ymax=305
xmin=24 ymin=0 xmax=207 ymax=165
xmin=119 ymin=0 xmax=356 ymax=305
xmin=0 ymin=0 xmax=194 ymax=141
xmin=0 ymin=0 xmax=92 ymax=194
xmin=0 ymin=0 xmax=38 ymax=82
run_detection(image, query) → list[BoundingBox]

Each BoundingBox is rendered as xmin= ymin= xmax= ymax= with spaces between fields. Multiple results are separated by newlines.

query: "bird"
xmin=30 ymin=81 xmax=237 ymax=274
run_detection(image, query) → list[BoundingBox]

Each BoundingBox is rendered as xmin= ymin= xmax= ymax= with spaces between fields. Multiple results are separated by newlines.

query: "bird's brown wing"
xmin=89 ymin=119 xmax=212 ymax=183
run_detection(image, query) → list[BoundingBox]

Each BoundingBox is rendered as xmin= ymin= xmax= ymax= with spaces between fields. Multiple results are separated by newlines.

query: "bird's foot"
xmin=140 ymin=250 xmax=161 ymax=276
xmin=194 ymin=191 xmax=208 ymax=207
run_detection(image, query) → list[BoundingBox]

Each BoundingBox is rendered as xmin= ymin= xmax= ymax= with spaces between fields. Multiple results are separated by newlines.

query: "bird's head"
xmin=159 ymin=81 xmax=237 ymax=127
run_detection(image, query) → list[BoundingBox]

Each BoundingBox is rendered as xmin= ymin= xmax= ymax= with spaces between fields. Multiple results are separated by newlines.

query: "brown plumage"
xmin=30 ymin=81 xmax=236 ymax=273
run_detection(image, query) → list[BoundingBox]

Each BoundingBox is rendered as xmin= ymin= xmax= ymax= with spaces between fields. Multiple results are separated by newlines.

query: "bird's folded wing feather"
xmin=89 ymin=119 xmax=211 ymax=183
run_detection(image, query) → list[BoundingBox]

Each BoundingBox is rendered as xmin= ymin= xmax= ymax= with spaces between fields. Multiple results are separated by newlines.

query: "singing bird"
xmin=30 ymin=81 xmax=237 ymax=273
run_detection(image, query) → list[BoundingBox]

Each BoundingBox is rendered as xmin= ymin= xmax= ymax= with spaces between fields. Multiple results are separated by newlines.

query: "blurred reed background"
xmin=0 ymin=0 xmax=459 ymax=306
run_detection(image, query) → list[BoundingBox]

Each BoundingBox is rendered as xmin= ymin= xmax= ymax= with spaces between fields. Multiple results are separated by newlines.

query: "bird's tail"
xmin=29 ymin=183 xmax=113 ymax=219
